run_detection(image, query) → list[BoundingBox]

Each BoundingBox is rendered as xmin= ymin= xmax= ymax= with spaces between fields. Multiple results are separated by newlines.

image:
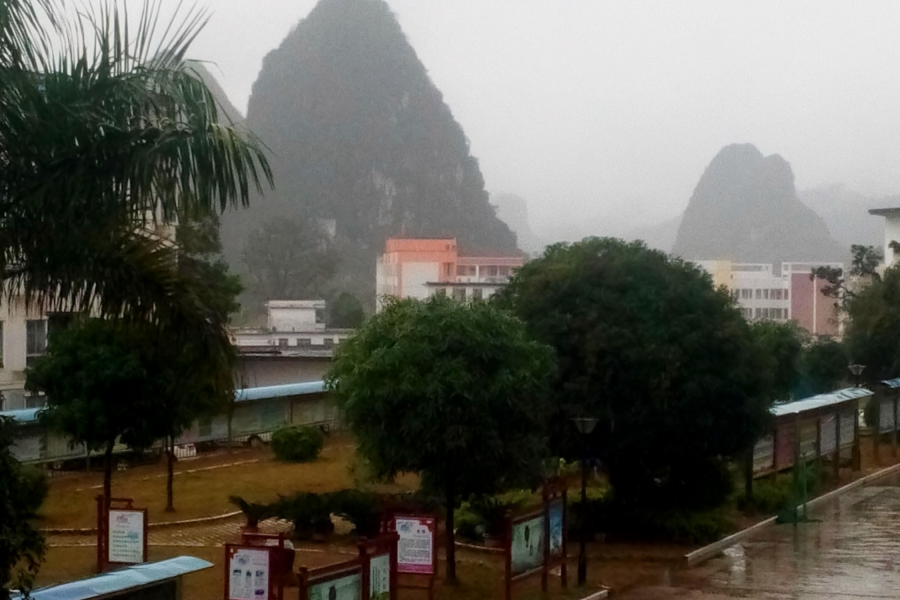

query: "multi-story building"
xmin=695 ymin=260 xmax=843 ymax=337
xmin=375 ymin=238 xmax=526 ymax=311
xmin=231 ymin=300 xmax=352 ymax=352
xmin=869 ymin=206 xmax=900 ymax=268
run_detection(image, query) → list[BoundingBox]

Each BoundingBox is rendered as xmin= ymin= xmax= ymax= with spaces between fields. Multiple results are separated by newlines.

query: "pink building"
xmin=375 ymin=238 xmax=525 ymax=311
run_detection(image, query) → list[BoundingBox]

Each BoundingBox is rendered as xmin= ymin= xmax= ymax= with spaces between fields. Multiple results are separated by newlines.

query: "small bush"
xmin=271 ymin=425 xmax=325 ymax=462
xmin=331 ymin=489 xmax=383 ymax=537
xmin=229 ymin=495 xmax=274 ymax=528
xmin=644 ymin=508 xmax=733 ymax=545
xmin=273 ymin=492 xmax=333 ymax=539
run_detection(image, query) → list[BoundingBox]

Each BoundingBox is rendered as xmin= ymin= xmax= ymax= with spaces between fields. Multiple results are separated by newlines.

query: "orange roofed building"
xmin=375 ymin=238 xmax=526 ymax=311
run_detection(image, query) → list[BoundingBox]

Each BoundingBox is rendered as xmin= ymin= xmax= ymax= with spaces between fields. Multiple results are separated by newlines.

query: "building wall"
xmin=268 ymin=301 xmax=324 ymax=332
xmin=237 ymin=356 xmax=332 ymax=388
xmin=886 ymin=215 xmax=900 ymax=266
xmin=790 ymin=273 xmax=839 ymax=336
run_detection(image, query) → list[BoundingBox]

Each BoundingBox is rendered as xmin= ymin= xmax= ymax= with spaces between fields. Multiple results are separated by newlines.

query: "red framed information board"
xmin=225 ymin=543 xmax=283 ymax=600
xmin=299 ymin=559 xmax=364 ymax=600
xmin=383 ymin=513 xmax=437 ymax=600
xmin=96 ymin=496 xmax=148 ymax=573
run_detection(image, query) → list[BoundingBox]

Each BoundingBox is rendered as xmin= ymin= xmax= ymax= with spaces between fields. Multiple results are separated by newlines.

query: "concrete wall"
xmin=237 ymin=356 xmax=332 ymax=388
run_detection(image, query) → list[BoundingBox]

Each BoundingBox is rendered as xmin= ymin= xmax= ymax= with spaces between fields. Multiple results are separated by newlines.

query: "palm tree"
xmin=0 ymin=0 xmax=271 ymax=377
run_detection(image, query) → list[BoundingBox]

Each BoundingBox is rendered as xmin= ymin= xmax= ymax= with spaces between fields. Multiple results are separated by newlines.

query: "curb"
xmin=42 ymin=510 xmax=242 ymax=535
xmin=454 ymin=540 xmax=504 ymax=554
xmin=578 ymin=587 xmax=609 ymax=600
xmin=684 ymin=461 xmax=900 ymax=567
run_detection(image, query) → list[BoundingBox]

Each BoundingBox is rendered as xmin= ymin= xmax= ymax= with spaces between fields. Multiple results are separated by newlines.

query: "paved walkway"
xmin=620 ymin=471 xmax=900 ymax=599
xmin=47 ymin=516 xmax=294 ymax=549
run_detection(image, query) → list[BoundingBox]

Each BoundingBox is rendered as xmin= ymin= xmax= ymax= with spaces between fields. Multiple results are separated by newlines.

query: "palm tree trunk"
xmin=445 ymin=477 xmax=456 ymax=583
xmin=165 ymin=436 xmax=175 ymax=512
xmin=103 ymin=439 xmax=115 ymax=504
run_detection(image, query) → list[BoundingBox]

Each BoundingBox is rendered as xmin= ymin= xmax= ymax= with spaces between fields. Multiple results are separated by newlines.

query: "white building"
xmin=375 ymin=238 xmax=525 ymax=311
xmin=869 ymin=207 xmax=900 ymax=268
xmin=729 ymin=263 xmax=790 ymax=321
xmin=230 ymin=300 xmax=352 ymax=351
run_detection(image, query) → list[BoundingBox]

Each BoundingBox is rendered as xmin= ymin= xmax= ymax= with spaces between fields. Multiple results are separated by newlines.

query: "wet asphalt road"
xmin=620 ymin=471 xmax=900 ymax=599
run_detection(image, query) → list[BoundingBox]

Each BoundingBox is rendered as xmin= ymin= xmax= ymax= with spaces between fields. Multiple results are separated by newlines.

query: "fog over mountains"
xmin=218 ymin=0 xmax=517 ymax=298
xmin=190 ymin=0 xmax=895 ymax=275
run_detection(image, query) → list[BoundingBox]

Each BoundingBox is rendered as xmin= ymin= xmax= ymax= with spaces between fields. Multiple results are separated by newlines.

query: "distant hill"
xmin=185 ymin=61 xmax=245 ymax=126
xmin=219 ymin=0 xmax=517 ymax=303
xmin=798 ymin=184 xmax=898 ymax=250
xmin=493 ymin=193 xmax=545 ymax=256
xmin=672 ymin=144 xmax=845 ymax=264
xmin=623 ymin=214 xmax=682 ymax=253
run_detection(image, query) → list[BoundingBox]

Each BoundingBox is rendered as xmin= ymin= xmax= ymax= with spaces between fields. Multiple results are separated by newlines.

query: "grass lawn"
xmin=40 ymin=434 xmax=418 ymax=529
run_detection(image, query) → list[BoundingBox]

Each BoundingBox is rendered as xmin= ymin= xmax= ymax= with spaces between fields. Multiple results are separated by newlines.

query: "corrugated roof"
xmin=20 ymin=556 xmax=212 ymax=600
xmin=1 ymin=381 xmax=328 ymax=424
xmin=771 ymin=387 xmax=872 ymax=417
xmin=234 ymin=380 xmax=326 ymax=402
xmin=0 ymin=407 xmax=40 ymax=424
xmin=881 ymin=378 xmax=900 ymax=389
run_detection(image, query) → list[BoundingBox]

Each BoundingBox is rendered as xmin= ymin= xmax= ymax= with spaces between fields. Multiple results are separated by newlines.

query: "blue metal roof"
xmin=234 ymin=380 xmax=326 ymax=402
xmin=882 ymin=378 xmax=900 ymax=389
xmin=0 ymin=381 xmax=328 ymax=425
xmin=771 ymin=387 xmax=872 ymax=417
xmin=20 ymin=556 xmax=212 ymax=600
xmin=0 ymin=407 xmax=40 ymax=424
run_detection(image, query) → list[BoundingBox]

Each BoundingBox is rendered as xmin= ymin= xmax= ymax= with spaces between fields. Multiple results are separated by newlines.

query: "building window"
xmin=784 ymin=289 xmax=789 ymax=300
xmin=444 ymin=263 xmax=452 ymax=277
xmin=486 ymin=266 xmax=499 ymax=277
xmin=741 ymin=289 xmax=751 ymax=299
xmin=452 ymin=288 xmax=466 ymax=302
xmin=763 ymin=289 xmax=769 ymax=300
xmin=278 ymin=338 xmax=288 ymax=348
xmin=26 ymin=320 xmax=47 ymax=365
xmin=324 ymin=338 xmax=334 ymax=348
xmin=298 ymin=338 xmax=311 ymax=347
xmin=755 ymin=289 xmax=761 ymax=300
xmin=472 ymin=288 xmax=483 ymax=301
xmin=456 ymin=265 xmax=467 ymax=276
xmin=435 ymin=288 xmax=447 ymax=298
xmin=754 ymin=308 xmax=761 ymax=319
xmin=498 ymin=266 xmax=510 ymax=277
xmin=0 ymin=321 xmax=4 ymax=368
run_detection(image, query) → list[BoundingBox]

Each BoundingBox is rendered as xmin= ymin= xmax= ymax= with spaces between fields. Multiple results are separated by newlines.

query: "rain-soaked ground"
xmin=619 ymin=470 xmax=900 ymax=599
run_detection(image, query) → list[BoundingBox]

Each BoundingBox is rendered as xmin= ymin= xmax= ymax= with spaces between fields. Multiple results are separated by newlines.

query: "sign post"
xmin=357 ymin=533 xmax=399 ymax=600
xmin=225 ymin=543 xmax=282 ymax=600
xmin=298 ymin=560 xmax=364 ymax=600
xmin=504 ymin=481 xmax=568 ymax=600
xmin=96 ymin=496 xmax=148 ymax=573
xmin=385 ymin=513 xmax=437 ymax=600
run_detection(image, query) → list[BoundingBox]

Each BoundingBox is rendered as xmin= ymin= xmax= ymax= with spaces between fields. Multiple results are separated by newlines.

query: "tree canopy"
xmin=326 ymin=296 xmax=554 ymax=580
xmin=844 ymin=265 xmax=900 ymax=382
xmin=0 ymin=417 xmax=47 ymax=600
xmin=329 ymin=292 xmax=365 ymax=329
xmin=496 ymin=238 xmax=772 ymax=509
xmin=240 ymin=216 xmax=340 ymax=307
xmin=0 ymin=0 xmax=271 ymax=382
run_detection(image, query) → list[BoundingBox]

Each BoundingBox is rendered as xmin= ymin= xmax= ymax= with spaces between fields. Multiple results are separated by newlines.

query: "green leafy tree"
xmin=329 ymin=292 xmax=365 ymax=328
xmin=844 ymin=265 xmax=900 ymax=382
xmin=813 ymin=244 xmax=882 ymax=306
xmin=796 ymin=339 xmax=847 ymax=398
xmin=0 ymin=417 xmax=47 ymax=600
xmin=26 ymin=320 xmax=162 ymax=503
xmin=750 ymin=320 xmax=804 ymax=402
xmin=496 ymin=238 xmax=771 ymax=510
xmin=327 ymin=297 xmax=554 ymax=581
xmin=0 ymin=0 xmax=271 ymax=384
xmin=241 ymin=216 xmax=340 ymax=305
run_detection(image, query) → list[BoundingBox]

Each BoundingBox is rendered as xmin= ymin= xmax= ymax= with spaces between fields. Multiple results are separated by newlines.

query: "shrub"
xmin=271 ymin=425 xmax=325 ymax=462
xmin=229 ymin=495 xmax=274 ymax=528
xmin=643 ymin=508 xmax=733 ymax=545
xmin=331 ymin=489 xmax=383 ymax=537
xmin=274 ymin=492 xmax=333 ymax=539
xmin=567 ymin=486 xmax=612 ymax=538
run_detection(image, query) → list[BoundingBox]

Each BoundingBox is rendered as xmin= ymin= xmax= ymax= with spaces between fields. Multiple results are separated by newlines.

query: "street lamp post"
xmin=849 ymin=363 xmax=866 ymax=388
xmin=571 ymin=416 xmax=598 ymax=587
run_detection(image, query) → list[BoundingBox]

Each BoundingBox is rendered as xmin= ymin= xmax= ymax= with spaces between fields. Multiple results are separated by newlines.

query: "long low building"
xmin=1 ymin=380 xmax=336 ymax=465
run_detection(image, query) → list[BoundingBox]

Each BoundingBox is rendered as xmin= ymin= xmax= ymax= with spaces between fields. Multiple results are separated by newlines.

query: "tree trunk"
xmin=103 ymin=439 xmax=115 ymax=505
xmin=445 ymin=477 xmax=456 ymax=583
xmin=165 ymin=436 xmax=175 ymax=512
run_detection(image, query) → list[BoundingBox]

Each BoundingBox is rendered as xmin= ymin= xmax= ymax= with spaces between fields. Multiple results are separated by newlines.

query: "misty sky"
xmin=157 ymin=1 xmax=900 ymax=237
